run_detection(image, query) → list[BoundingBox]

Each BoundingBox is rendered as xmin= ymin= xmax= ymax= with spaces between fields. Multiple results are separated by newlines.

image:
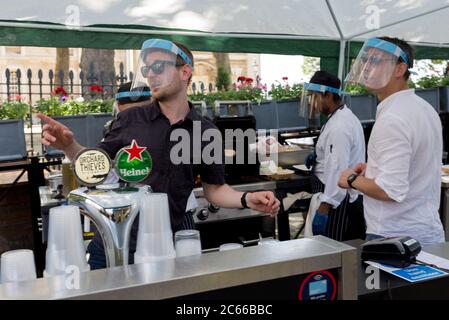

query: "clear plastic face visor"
xmin=131 ymin=39 xmax=193 ymax=94
xmin=300 ymin=83 xmax=343 ymax=118
xmin=344 ymin=38 xmax=409 ymax=90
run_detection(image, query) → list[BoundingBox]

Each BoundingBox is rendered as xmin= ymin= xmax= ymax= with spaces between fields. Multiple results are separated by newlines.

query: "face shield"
xmin=132 ymin=39 xmax=193 ymax=94
xmin=300 ymin=82 xmax=344 ymax=119
xmin=345 ymin=38 xmax=410 ymax=90
xmin=115 ymin=87 xmax=152 ymax=103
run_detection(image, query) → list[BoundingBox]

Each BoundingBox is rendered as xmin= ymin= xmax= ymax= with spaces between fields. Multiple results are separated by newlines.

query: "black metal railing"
xmin=0 ymin=62 xmax=134 ymax=104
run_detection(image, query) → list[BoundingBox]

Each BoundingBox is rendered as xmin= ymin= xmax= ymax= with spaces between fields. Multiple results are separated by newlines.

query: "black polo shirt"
xmin=98 ymin=101 xmax=225 ymax=228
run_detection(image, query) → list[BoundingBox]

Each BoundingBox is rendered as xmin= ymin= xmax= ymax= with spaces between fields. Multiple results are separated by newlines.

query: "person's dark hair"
xmin=116 ymin=81 xmax=151 ymax=104
xmin=309 ymin=70 xmax=342 ymax=102
xmin=378 ymin=36 xmax=414 ymax=80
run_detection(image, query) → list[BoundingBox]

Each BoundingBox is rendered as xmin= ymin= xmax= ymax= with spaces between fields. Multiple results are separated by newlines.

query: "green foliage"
xmin=414 ymin=74 xmax=449 ymax=89
xmin=35 ymin=97 xmax=71 ymax=116
xmin=86 ymin=99 xmax=114 ymax=114
xmin=216 ymin=67 xmax=231 ymax=91
xmin=35 ymin=97 xmax=113 ymax=116
xmin=408 ymin=79 xmax=416 ymax=89
xmin=344 ymin=83 xmax=369 ymax=95
xmin=189 ymin=87 xmax=265 ymax=106
xmin=0 ymin=100 xmax=30 ymax=120
xmin=301 ymin=57 xmax=320 ymax=77
xmin=268 ymin=83 xmax=303 ymax=101
xmin=440 ymin=75 xmax=449 ymax=87
xmin=416 ymin=76 xmax=442 ymax=89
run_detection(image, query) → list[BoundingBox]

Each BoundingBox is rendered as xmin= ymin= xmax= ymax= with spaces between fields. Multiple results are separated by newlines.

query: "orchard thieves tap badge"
xmin=73 ymin=148 xmax=112 ymax=186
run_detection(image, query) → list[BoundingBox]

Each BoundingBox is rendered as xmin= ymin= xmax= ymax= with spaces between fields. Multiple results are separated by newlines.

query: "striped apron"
xmin=310 ymin=174 xmax=366 ymax=241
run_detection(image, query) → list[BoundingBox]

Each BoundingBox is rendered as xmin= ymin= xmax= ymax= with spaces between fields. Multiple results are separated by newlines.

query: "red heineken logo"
xmin=123 ymin=139 xmax=147 ymax=162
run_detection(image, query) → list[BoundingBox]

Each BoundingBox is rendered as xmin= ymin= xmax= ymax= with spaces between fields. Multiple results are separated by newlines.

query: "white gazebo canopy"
xmin=1 ymin=0 xmax=449 ymax=77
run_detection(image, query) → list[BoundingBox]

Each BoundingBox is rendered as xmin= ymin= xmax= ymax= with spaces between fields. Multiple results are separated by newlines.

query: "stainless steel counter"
xmin=0 ymin=236 xmax=357 ymax=300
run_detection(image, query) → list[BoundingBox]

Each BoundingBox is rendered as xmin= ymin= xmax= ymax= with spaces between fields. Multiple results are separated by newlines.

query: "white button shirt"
xmin=364 ymin=89 xmax=444 ymax=245
xmin=314 ymin=105 xmax=366 ymax=207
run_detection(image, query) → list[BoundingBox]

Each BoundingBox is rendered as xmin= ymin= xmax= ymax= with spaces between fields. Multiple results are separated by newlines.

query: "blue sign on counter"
xmin=391 ymin=265 xmax=446 ymax=282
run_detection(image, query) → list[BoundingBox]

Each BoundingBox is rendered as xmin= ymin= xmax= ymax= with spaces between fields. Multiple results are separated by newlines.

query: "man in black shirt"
xmin=38 ymin=39 xmax=280 ymax=269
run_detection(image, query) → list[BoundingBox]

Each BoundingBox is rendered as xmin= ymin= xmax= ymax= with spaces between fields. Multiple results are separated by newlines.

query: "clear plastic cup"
xmin=134 ymin=193 xmax=175 ymax=264
xmin=45 ymin=205 xmax=90 ymax=277
xmin=0 ymin=249 xmax=37 ymax=283
xmin=175 ymin=230 xmax=202 ymax=257
xmin=219 ymin=243 xmax=243 ymax=251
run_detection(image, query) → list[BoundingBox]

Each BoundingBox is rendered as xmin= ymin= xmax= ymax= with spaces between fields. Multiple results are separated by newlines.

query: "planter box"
xmin=45 ymin=114 xmax=112 ymax=157
xmin=345 ymin=94 xmax=377 ymax=121
xmin=415 ymin=88 xmax=440 ymax=112
xmin=192 ymin=101 xmax=214 ymax=120
xmin=253 ymin=101 xmax=278 ymax=130
xmin=88 ymin=114 xmax=114 ymax=147
xmin=0 ymin=119 xmax=27 ymax=161
xmin=276 ymin=99 xmax=308 ymax=131
xmin=440 ymin=86 xmax=449 ymax=113
xmin=214 ymin=101 xmax=251 ymax=118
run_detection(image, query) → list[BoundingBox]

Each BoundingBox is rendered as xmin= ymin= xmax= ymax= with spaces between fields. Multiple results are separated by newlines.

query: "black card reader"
xmin=361 ymin=236 xmax=422 ymax=268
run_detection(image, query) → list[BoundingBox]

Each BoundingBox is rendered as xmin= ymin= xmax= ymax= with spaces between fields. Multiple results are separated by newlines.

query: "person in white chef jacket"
xmin=302 ymin=71 xmax=366 ymax=241
xmin=338 ymin=36 xmax=444 ymax=246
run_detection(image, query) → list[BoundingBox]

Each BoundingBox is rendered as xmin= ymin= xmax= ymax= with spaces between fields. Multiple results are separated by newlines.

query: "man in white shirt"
xmin=303 ymin=71 xmax=366 ymax=241
xmin=339 ymin=37 xmax=444 ymax=245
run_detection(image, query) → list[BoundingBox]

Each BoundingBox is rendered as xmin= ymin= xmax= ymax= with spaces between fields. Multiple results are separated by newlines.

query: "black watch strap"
xmin=347 ymin=173 xmax=359 ymax=189
xmin=241 ymin=192 xmax=250 ymax=209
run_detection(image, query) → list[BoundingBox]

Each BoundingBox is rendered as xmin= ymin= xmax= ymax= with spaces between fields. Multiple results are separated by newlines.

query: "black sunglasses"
xmin=141 ymin=60 xmax=183 ymax=76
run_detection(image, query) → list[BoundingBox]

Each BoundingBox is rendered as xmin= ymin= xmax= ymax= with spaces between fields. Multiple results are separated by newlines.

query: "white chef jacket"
xmin=314 ymin=105 xmax=366 ymax=208
xmin=364 ymin=89 xmax=444 ymax=245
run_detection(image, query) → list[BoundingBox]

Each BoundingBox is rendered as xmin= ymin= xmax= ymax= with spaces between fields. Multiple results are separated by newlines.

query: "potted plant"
xmin=268 ymin=79 xmax=307 ymax=130
xmin=415 ymin=76 xmax=441 ymax=112
xmin=0 ymin=98 xmax=29 ymax=160
xmin=189 ymin=76 xmax=267 ymax=119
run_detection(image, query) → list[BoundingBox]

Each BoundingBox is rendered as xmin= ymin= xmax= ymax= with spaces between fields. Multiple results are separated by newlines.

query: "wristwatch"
xmin=347 ymin=173 xmax=359 ymax=189
xmin=241 ymin=192 xmax=250 ymax=209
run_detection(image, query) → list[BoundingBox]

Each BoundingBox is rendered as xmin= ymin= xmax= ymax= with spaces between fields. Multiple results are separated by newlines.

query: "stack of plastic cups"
xmin=0 ymin=249 xmax=37 ymax=283
xmin=134 ymin=193 xmax=176 ymax=264
xmin=44 ymin=205 xmax=90 ymax=277
xmin=175 ymin=230 xmax=202 ymax=257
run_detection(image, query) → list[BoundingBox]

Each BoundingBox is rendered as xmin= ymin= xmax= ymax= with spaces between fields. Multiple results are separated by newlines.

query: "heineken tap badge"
xmin=115 ymin=139 xmax=152 ymax=183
